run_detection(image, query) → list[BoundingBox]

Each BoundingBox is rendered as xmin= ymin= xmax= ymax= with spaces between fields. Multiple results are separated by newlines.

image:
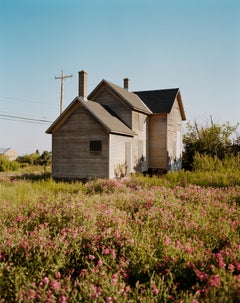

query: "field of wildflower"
xmin=0 ymin=173 xmax=240 ymax=303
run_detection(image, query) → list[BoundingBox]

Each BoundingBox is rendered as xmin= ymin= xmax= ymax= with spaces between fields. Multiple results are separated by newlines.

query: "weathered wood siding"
xmin=90 ymin=86 xmax=132 ymax=128
xmin=167 ymin=98 xmax=183 ymax=170
xmin=52 ymin=104 xmax=109 ymax=179
xmin=132 ymin=111 xmax=149 ymax=172
xmin=109 ymin=134 xmax=133 ymax=178
xmin=148 ymin=114 xmax=168 ymax=169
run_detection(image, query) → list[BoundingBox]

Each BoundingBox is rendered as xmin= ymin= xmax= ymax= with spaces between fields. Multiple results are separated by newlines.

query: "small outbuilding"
xmin=0 ymin=148 xmax=18 ymax=161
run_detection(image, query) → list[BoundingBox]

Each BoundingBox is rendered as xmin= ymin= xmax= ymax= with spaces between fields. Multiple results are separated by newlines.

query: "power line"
xmin=0 ymin=113 xmax=52 ymax=124
xmin=0 ymin=95 xmax=55 ymax=106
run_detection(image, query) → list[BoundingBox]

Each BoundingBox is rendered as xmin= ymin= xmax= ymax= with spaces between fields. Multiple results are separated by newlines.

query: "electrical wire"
xmin=0 ymin=95 xmax=55 ymax=106
xmin=0 ymin=113 xmax=53 ymax=124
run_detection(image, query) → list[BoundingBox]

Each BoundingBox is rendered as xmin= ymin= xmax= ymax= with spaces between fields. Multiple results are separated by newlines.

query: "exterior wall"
xmin=167 ymin=98 xmax=183 ymax=170
xmin=90 ymin=86 xmax=132 ymax=128
xmin=109 ymin=134 xmax=133 ymax=178
xmin=131 ymin=111 xmax=149 ymax=172
xmin=52 ymin=104 xmax=109 ymax=179
xmin=148 ymin=114 xmax=168 ymax=170
xmin=3 ymin=149 xmax=18 ymax=161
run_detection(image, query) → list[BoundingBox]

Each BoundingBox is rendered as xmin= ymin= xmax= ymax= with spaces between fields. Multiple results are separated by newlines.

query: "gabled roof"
xmin=134 ymin=88 xmax=186 ymax=120
xmin=88 ymin=80 xmax=152 ymax=115
xmin=46 ymin=97 xmax=135 ymax=136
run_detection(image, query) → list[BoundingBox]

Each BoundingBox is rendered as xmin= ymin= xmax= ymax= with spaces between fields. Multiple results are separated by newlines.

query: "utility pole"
xmin=55 ymin=70 xmax=73 ymax=114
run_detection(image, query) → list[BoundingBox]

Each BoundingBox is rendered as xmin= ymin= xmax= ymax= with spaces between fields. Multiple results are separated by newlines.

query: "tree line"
xmin=0 ymin=150 xmax=51 ymax=172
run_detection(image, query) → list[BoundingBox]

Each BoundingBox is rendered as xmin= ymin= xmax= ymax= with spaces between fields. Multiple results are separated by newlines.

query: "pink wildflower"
xmin=184 ymin=245 xmax=194 ymax=254
xmin=97 ymin=259 xmax=103 ymax=266
xmin=196 ymin=270 xmax=208 ymax=282
xmin=59 ymin=296 xmax=67 ymax=303
xmin=27 ymin=289 xmax=36 ymax=300
xmin=234 ymin=261 xmax=240 ymax=272
xmin=208 ymin=275 xmax=221 ymax=288
xmin=153 ymin=287 xmax=159 ymax=295
xmin=80 ymin=269 xmax=87 ymax=277
xmin=164 ymin=237 xmax=170 ymax=245
xmin=90 ymin=284 xmax=102 ymax=299
xmin=43 ymin=277 xmax=49 ymax=285
xmin=103 ymin=248 xmax=110 ymax=255
xmin=111 ymin=273 xmax=118 ymax=285
xmin=228 ymin=263 xmax=235 ymax=271
xmin=106 ymin=297 xmax=113 ymax=303
xmin=125 ymin=286 xmax=131 ymax=292
xmin=216 ymin=252 xmax=226 ymax=268
xmin=55 ymin=271 xmax=61 ymax=279
xmin=88 ymin=254 xmax=95 ymax=260
xmin=50 ymin=279 xmax=60 ymax=291
xmin=175 ymin=240 xmax=182 ymax=249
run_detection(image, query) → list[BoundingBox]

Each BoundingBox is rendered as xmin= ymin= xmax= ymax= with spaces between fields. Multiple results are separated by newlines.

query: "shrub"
xmin=0 ymin=155 xmax=19 ymax=172
xmin=183 ymin=121 xmax=239 ymax=170
xmin=192 ymin=153 xmax=223 ymax=172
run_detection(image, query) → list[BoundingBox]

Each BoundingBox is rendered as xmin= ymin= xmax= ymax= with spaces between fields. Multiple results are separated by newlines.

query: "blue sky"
xmin=0 ymin=0 xmax=239 ymax=155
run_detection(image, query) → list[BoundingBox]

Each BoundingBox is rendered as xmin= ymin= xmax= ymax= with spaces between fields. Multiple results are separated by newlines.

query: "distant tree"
xmin=182 ymin=120 xmax=239 ymax=170
xmin=38 ymin=151 xmax=52 ymax=173
xmin=17 ymin=152 xmax=40 ymax=166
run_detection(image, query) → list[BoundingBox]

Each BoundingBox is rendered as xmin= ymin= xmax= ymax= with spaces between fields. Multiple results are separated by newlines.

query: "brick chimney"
xmin=123 ymin=78 xmax=130 ymax=91
xmin=78 ymin=70 xmax=88 ymax=99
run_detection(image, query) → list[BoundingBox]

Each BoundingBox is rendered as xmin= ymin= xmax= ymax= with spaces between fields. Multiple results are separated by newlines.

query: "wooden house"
xmin=46 ymin=71 xmax=186 ymax=179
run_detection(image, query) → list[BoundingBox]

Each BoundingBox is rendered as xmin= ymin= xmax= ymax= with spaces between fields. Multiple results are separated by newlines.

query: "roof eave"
xmin=110 ymin=130 xmax=136 ymax=137
xmin=176 ymin=90 xmax=187 ymax=121
xmin=46 ymin=97 xmax=80 ymax=134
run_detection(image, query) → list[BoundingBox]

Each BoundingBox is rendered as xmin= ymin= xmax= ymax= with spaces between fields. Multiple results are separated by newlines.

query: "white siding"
xmin=167 ymin=98 xmax=183 ymax=170
xmin=109 ymin=134 xmax=133 ymax=178
xmin=132 ymin=111 xmax=148 ymax=172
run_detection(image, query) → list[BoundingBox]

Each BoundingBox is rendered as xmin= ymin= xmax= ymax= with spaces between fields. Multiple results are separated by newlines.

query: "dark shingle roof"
xmin=134 ymin=89 xmax=179 ymax=114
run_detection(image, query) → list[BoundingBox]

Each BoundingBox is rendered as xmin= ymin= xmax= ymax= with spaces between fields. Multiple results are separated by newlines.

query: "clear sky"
xmin=1 ymin=0 xmax=239 ymax=155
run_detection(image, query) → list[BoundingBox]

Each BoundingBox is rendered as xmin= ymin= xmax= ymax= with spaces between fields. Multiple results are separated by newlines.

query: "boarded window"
xmin=90 ymin=140 xmax=102 ymax=151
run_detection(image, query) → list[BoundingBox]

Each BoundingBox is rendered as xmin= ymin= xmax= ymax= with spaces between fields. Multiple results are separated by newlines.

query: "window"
xmin=90 ymin=140 xmax=102 ymax=151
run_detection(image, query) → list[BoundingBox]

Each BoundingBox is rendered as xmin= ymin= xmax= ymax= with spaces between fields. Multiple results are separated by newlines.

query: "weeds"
xmin=0 ymin=175 xmax=240 ymax=302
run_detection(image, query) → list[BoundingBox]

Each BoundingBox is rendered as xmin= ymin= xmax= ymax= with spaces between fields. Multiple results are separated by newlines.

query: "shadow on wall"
xmin=168 ymin=153 xmax=182 ymax=171
xmin=134 ymin=156 xmax=147 ymax=173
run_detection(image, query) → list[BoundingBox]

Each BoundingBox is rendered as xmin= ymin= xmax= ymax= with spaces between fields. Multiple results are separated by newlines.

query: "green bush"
xmin=192 ymin=153 xmax=240 ymax=172
xmin=0 ymin=155 xmax=19 ymax=172
xmin=192 ymin=153 xmax=223 ymax=172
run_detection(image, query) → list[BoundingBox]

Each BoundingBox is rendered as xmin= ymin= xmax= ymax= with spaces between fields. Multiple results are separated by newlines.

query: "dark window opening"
xmin=90 ymin=140 xmax=102 ymax=151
